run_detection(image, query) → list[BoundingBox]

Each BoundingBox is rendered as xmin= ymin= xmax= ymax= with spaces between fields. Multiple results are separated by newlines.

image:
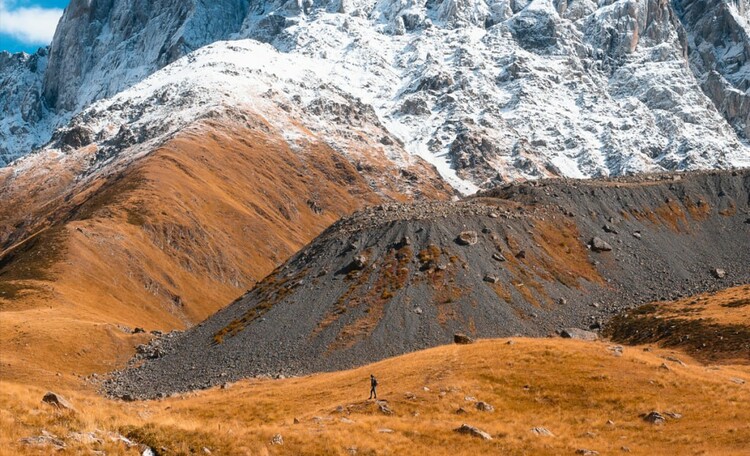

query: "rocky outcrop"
xmin=673 ymin=0 xmax=750 ymax=140
xmin=43 ymin=0 xmax=249 ymax=112
xmin=0 ymin=49 xmax=48 ymax=165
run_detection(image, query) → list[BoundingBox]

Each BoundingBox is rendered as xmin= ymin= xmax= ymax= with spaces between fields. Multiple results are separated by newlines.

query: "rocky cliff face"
xmin=0 ymin=49 xmax=49 ymax=165
xmin=674 ymin=0 xmax=750 ymax=140
xmin=0 ymin=0 xmax=748 ymax=182
xmin=43 ymin=0 xmax=249 ymax=112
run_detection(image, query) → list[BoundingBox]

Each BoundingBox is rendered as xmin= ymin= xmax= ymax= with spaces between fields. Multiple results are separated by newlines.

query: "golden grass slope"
xmin=0 ymin=117 xmax=451 ymax=387
xmin=605 ymin=285 xmax=750 ymax=364
xmin=1 ymin=338 xmax=749 ymax=455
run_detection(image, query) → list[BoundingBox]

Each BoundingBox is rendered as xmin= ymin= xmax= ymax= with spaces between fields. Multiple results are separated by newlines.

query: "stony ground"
xmin=105 ymin=169 xmax=750 ymax=399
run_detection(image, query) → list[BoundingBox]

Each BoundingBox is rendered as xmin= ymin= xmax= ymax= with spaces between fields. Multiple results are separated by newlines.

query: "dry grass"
xmin=0 ymin=117 xmax=452 ymax=387
xmin=605 ymin=285 xmax=750 ymax=364
xmin=2 ymin=338 xmax=749 ymax=455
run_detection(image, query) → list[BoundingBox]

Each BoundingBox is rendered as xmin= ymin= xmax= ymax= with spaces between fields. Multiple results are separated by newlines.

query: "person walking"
xmin=369 ymin=374 xmax=378 ymax=399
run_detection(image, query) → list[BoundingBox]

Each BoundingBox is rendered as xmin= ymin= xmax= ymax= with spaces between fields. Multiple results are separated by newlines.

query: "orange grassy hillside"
xmin=0 ymin=117 xmax=452 ymax=387
xmin=1 ymin=338 xmax=748 ymax=455
xmin=605 ymin=285 xmax=750 ymax=364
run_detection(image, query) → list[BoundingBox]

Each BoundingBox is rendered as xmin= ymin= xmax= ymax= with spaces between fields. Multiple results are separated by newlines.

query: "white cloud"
xmin=0 ymin=1 xmax=63 ymax=44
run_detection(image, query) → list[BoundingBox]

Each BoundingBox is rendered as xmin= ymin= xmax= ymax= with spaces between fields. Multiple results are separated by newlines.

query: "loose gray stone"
xmin=456 ymin=231 xmax=478 ymax=246
xmin=560 ymin=328 xmax=598 ymax=341
xmin=454 ymin=424 xmax=492 ymax=440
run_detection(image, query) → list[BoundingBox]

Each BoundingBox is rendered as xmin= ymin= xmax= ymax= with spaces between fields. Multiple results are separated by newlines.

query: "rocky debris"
xmin=632 ymin=232 xmax=642 ymax=240
xmin=135 ymin=344 xmax=162 ymax=360
xmin=271 ymin=434 xmax=283 ymax=445
xmin=560 ymin=328 xmax=598 ymax=341
xmin=590 ymin=237 xmax=612 ymax=252
xmin=20 ymin=431 xmax=66 ymax=450
xmin=454 ymin=424 xmax=492 ymax=440
xmin=69 ymin=432 xmax=102 ymax=445
xmin=664 ymin=411 xmax=683 ymax=420
xmin=642 ymin=411 xmax=666 ymax=425
xmin=475 ymin=401 xmax=494 ymax=412
xmin=59 ymin=125 xmax=94 ymax=150
xmin=483 ymin=275 xmax=500 ymax=284
xmin=713 ymin=268 xmax=727 ymax=279
xmin=349 ymin=254 xmax=368 ymax=270
xmin=730 ymin=377 xmax=746 ymax=385
xmin=377 ymin=400 xmax=393 ymax=415
xmin=132 ymin=327 xmax=146 ymax=334
xmin=104 ymin=170 xmax=750 ymax=399
xmin=377 ymin=428 xmax=394 ymax=433
xmin=602 ymin=225 xmax=618 ymax=234
xmin=456 ymin=231 xmax=478 ymax=246
xmin=42 ymin=392 xmax=74 ymax=411
xmin=492 ymin=253 xmax=506 ymax=262
xmin=575 ymin=450 xmax=599 ymax=456
xmin=531 ymin=427 xmax=554 ymax=437
xmin=454 ymin=333 xmax=475 ymax=345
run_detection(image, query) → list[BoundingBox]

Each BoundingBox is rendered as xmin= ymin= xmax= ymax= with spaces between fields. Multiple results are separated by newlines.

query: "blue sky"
xmin=0 ymin=0 xmax=68 ymax=53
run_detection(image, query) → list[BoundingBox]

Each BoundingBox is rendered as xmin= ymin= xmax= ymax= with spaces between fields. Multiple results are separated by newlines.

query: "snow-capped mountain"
xmin=1 ymin=0 xmax=749 ymax=191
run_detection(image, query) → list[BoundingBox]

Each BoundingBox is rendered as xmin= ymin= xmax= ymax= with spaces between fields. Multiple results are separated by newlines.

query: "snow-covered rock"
xmin=0 ymin=0 xmax=748 ymax=189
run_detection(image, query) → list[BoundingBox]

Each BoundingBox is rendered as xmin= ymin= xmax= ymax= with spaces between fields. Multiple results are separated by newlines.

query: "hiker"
xmin=369 ymin=374 xmax=378 ymax=399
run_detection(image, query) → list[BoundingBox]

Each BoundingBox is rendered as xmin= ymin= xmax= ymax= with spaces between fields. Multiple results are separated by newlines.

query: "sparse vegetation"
xmin=2 ymin=338 xmax=750 ymax=455
xmin=605 ymin=286 xmax=750 ymax=364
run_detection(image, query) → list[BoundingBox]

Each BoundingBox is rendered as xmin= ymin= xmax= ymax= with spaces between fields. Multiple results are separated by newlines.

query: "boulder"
xmin=712 ymin=268 xmax=726 ymax=279
xmin=483 ymin=275 xmax=500 ymax=283
xmin=454 ymin=424 xmax=492 ymax=440
xmin=560 ymin=328 xmax=598 ymax=341
xmin=350 ymin=254 xmax=368 ymax=270
xmin=456 ymin=231 xmax=478 ymax=246
xmin=376 ymin=400 xmax=393 ymax=415
xmin=453 ymin=333 xmax=475 ymax=344
xmin=531 ymin=427 xmax=554 ymax=437
xmin=590 ymin=237 xmax=612 ymax=252
xmin=42 ymin=392 xmax=74 ymax=411
xmin=475 ymin=401 xmax=494 ymax=412
xmin=20 ymin=431 xmax=66 ymax=450
xmin=271 ymin=434 xmax=284 ymax=445
xmin=642 ymin=411 xmax=666 ymax=425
